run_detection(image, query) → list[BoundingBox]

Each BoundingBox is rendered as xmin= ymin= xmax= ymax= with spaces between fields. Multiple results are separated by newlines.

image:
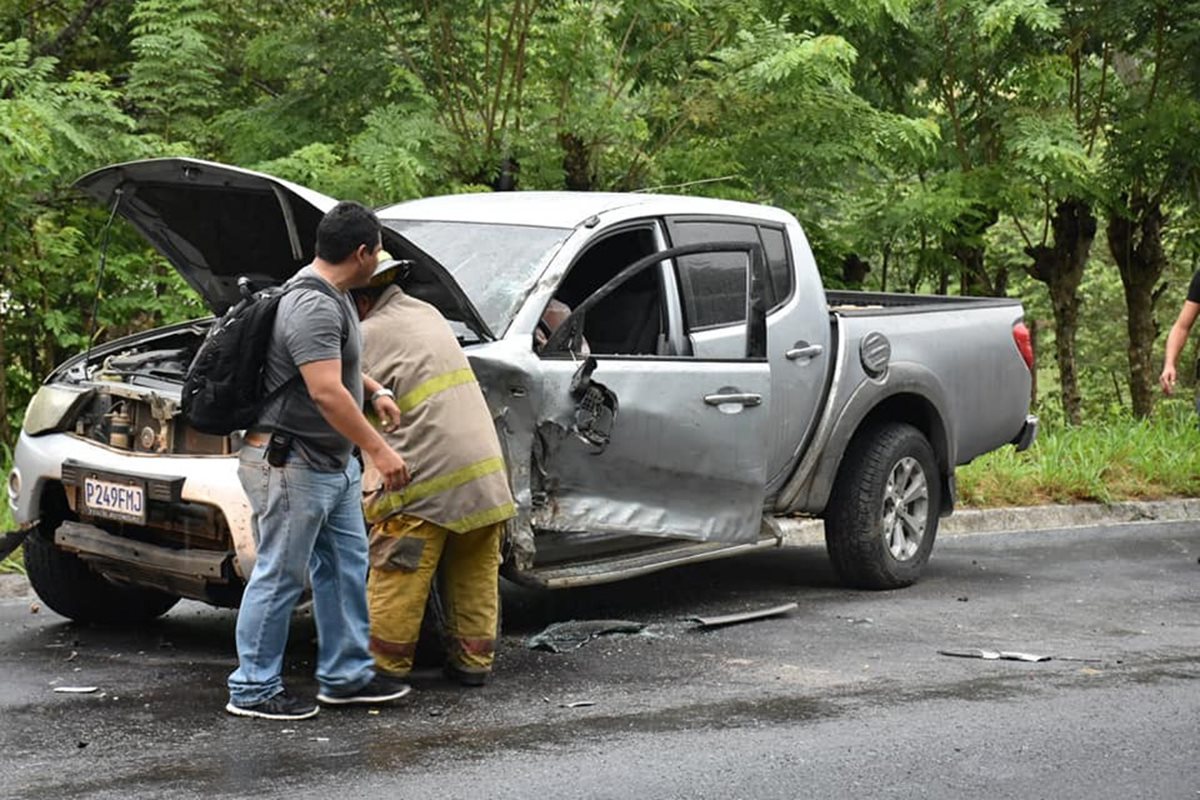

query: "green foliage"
xmin=127 ymin=0 xmax=223 ymax=148
xmin=0 ymin=37 xmax=157 ymax=440
xmin=976 ymin=0 xmax=1062 ymax=39
xmin=0 ymin=0 xmax=1198 ymax=488
xmin=0 ymin=40 xmax=138 ymax=188
xmin=958 ymin=401 xmax=1200 ymax=506
xmin=1006 ymin=111 xmax=1096 ymax=199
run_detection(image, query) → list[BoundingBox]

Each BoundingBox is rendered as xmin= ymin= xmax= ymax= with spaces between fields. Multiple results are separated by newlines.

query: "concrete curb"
xmin=3 ymin=499 xmax=1199 ymax=599
xmin=778 ymin=498 xmax=1200 ymax=547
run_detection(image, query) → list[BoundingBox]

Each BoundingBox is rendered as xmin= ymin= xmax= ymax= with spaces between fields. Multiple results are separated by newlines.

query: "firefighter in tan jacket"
xmin=351 ymin=254 xmax=515 ymax=686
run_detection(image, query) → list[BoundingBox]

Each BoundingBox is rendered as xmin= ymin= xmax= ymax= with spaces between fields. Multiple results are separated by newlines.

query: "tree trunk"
xmin=880 ymin=244 xmax=890 ymax=293
xmin=949 ymin=206 xmax=1003 ymax=297
xmin=1024 ymin=198 xmax=1096 ymax=426
xmin=1028 ymin=320 xmax=1040 ymax=408
xmin=37 ymin=0 xmax=111 ymax=58
xmin=494 ymin=156 xmax=519 ymax=192
xmin=841 ymin=254 xmax=870 ymax=288
xmin=1108 ymin=193 xmax=1167 ymax=418
xmin=955 ymin=245 xmax=1009 ymax=296
xmin=559 ymin=132 xmax=592 ymax=191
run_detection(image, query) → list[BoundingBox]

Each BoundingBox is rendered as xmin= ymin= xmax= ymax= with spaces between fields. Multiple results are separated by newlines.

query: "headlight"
xmin=22 ymin=384 xmax=93 ymax=436
xmin=6 ymin=466 xmax=19 ymax=508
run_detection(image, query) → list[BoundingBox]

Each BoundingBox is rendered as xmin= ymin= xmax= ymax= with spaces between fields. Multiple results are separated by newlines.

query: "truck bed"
xmin=826 ymin=290 xmax=1022 ymax=315
xmin=830 ymin=287 xmax=1017 ymax=311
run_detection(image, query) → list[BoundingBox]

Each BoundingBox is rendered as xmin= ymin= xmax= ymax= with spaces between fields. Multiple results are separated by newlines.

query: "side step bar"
xmin=512 ymin=535 xmax=779 ymax=589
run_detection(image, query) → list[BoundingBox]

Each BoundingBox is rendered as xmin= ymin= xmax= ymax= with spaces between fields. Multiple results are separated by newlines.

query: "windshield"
xmin=383 ymin=220 xmax=571 ymax=335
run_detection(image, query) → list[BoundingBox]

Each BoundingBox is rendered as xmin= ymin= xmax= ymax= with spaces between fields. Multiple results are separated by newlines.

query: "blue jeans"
xmin=228 ymin=444 xmax=376 ymax=705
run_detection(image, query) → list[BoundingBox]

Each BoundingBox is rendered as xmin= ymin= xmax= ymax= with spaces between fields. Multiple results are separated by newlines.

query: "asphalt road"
xmin=0 ymin=521 xmax=1197 ymax=799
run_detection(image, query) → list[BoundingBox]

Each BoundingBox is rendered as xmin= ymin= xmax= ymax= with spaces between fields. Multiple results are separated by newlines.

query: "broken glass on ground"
xmin=526 ymin=619 xmax=647 ymax=653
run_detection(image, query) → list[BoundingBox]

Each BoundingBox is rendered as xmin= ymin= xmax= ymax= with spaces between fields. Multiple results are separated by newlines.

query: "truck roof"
xmin=376 ymin=191 xmax=795 ymax=230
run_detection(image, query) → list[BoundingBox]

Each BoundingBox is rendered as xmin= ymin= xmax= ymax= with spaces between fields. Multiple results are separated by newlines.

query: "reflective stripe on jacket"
xmin=360 ymin=285 xmax=515 ymax=532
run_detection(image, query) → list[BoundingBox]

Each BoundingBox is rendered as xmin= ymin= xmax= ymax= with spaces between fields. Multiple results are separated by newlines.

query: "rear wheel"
xmin=824 ymin=422 xmax=940 ymax=589
xmin=24 ymin=519 xmax=180 ymax=624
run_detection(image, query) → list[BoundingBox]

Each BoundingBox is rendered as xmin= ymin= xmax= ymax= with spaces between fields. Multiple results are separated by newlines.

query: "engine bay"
xmin=52 ymin=324 xmax=236 ymax=456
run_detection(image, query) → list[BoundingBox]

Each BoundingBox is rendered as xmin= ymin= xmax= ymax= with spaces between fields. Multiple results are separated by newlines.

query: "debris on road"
xmin=938 ymin=649 xmax=1050 ymax=662
xmin=0 ymin=528 xmax=31 ymax=561
xmin=527 ymin=619 xmax=647 ymax=653
xmin=690 ymin=602 xmax=798 ymax=629
xmin=560 ymin=700 xmax=596 ymax=709
xmin=52 ymin=686 xmax=99 ymax=693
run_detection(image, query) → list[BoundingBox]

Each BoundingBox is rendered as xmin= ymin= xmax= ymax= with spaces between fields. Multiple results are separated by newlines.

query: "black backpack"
xmin=181 ymin=275 xmax=344 ymax=435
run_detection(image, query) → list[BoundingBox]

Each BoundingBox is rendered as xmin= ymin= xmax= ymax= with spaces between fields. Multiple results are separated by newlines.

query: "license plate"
xmin=82 ymin=476 xmax=147 ymax=524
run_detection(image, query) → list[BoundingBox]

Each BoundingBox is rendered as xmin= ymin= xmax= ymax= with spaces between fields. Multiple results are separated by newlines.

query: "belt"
xmin=244 ymin=432 xmax=270 ymax=446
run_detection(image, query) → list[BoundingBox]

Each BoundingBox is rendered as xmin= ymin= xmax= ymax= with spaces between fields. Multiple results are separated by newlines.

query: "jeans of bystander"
xmin=228 ymin=443 xmax=376 ymax=706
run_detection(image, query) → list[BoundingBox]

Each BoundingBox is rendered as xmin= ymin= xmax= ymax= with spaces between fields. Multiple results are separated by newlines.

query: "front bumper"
xmin=56 ymin=519 xmax=233 ymax=599
xmin=10 ymin=430 xmax=256 ymax=577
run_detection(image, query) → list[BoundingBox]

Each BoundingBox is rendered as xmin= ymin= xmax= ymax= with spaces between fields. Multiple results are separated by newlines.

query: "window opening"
xmin=542 ymin=227 xmax=663 ymax=356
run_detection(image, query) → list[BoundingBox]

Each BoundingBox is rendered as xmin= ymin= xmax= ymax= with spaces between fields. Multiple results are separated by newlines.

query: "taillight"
xmin=1012 ymin=321 xmax=1034 ymax=370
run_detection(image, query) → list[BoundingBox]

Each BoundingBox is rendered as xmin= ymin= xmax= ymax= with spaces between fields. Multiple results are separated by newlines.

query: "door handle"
xmin=704 ymin=392 xmax=763 ymax=407
xmin=786 ymin=343 xmax=824 ymax=361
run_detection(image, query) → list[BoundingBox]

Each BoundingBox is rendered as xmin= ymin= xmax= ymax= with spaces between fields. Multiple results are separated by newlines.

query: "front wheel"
xmin=824 ymin=422 xmax=941 ymax=589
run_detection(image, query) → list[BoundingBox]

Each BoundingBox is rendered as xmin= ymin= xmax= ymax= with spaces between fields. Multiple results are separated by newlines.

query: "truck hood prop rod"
xmin=84 ymin=187 xmax=124 ymax=372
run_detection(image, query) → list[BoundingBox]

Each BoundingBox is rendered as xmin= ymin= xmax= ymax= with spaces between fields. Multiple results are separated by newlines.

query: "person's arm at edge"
xmin=362 ymin=372 xmax=401 ymax=431
xmin=1161 ymin=300 xmax=1200 ymax=395
xmin=299 ymin=358 xmax=410 ymax=488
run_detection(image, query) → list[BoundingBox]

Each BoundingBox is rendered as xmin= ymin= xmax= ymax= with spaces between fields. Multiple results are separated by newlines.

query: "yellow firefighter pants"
xmin=367 ymin=513 xmax=502 ymax=677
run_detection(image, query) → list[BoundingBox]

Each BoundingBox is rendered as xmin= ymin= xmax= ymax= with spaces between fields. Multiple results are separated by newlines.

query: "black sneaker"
xmin=444 ymin=662 xmax=491 ymax=687
xmin=225 ymin=690 xmax=319 ymax=720
xmin=317 ymin=674 xmax=411 ymax=705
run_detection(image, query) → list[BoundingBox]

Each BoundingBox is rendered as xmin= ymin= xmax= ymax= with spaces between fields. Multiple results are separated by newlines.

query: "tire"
xmin=23 ymin=521 xmax=180 ymax=624
xmin=824 ymin=422 xmax=941 ymax=590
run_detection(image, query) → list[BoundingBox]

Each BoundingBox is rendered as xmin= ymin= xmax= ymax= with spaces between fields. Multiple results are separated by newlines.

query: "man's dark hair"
xmin=316 ymin=201 xmax=381 ymax=263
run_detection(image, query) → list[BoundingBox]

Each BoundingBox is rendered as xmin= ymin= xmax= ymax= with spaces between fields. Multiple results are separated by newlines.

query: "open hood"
xmin=74 ymin=158 xmax=492 ymax=339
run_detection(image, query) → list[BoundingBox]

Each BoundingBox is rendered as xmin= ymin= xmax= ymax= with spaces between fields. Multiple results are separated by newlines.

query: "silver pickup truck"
xmin=7 ymin=158 xmax=1037 ymax=623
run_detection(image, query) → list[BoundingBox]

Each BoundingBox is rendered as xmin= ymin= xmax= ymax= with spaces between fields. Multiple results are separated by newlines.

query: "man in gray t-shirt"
xmin=226 ymin=201 xmax=413 ymax=721
xmin=254 ymin=264 xmax=364 ymax=471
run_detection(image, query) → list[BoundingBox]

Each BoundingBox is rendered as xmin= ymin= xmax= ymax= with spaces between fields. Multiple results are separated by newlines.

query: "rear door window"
xmin=759 ymin=226 xmax=792 ymax=310
xmin=665 ymin=220 xmax=762 ymax=330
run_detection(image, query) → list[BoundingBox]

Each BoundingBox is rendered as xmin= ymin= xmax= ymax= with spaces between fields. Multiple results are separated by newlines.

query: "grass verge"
xmin=957 ymin=402 xmax=1200 ymax=507
xmin=1 ymin=453 xmax=26 ymax=576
